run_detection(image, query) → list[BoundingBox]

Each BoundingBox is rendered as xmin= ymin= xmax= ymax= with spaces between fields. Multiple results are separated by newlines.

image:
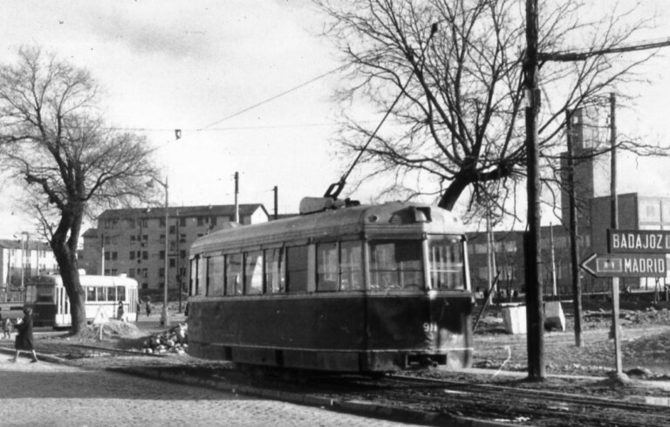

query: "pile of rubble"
xmin=621 ymin=307 xmax=670 ymax=325
xmin=141 ymin=323 xmax=188 ymax=355
xmin=582 ymin=307 xmax=670 ymax=329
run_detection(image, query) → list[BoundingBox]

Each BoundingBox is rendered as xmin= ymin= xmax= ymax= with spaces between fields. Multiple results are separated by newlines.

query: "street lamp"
xmin=149 ymin=175 xmax=170 ymax=328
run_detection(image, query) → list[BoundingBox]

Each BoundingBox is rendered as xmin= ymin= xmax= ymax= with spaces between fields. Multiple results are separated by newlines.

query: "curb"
xmin=0 ymin=346 xmax=69 ymax=365
xmin=112 ymin=366 xmax=510 ymax=427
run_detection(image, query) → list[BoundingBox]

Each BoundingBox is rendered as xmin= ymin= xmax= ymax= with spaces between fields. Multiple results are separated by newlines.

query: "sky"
xmin=1 ymin=0 xmax=670 ymax=239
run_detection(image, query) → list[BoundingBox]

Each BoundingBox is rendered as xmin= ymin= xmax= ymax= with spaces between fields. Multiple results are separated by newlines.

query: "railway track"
xmin=382 ymin=373 xmax=670 ymax=426
xmin=105 ymin=362 xmax=670 ymax=426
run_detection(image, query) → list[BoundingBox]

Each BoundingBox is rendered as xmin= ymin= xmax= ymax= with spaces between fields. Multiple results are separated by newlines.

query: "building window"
xmin=179 ymin=217 xmax=186 ymax=227
xmin=180 ymin=250 xmax=187 ymax=259
xmin=128 ymin=268 xmax=135 ymax=277
xmin=169 ymin=258 xmax=176 ymax=268
xmin=210 ymin=216 xmax=217 ymax=226
xmin=160 ymin=218 xmax=166 ymax=227
xmin=159 ymin=268 xmax=165 ymax=277
xmin=104 ymin=251 xmax=110 ymax=261
xmin=139 ymin=219 xmax=148 ymax=228
xmin=142 ymin=283 xmax=148 ymax=290
xmin=111 ymin=252 xmax=118 ymax=260
xmin=180 ymin=234 xmax=186 ymax=243
xmin=159 ymin=250 xmax=165 ymax=260
xmin=160 ymin=234 xmax=165 ymax=242
xmin=197 ymin=217 xmax=205 ymax=226
xmin=142 ymin=251 xmax=148 ymax=260
xmin=129 ymin=251 xmax=135 ymax=260
xmin=169 ymin=225 xmax=176 ymax=234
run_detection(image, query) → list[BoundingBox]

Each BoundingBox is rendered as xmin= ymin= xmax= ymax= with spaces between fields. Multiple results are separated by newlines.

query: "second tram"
xmin=26 ymin=274 xmax=139 ymax=328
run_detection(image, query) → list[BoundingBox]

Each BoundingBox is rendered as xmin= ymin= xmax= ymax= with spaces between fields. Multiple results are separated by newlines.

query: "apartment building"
xmin=80 ymin=204 xmax=269 ymax=292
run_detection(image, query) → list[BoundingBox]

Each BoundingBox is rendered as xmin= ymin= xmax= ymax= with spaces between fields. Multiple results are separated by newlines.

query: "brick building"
xmin=80 ymin=204 xmax=269 ymax=292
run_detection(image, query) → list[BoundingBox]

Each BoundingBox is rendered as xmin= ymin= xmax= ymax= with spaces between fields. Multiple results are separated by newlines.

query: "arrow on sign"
xmin=579 ymin=253 xmax=667 ymax=278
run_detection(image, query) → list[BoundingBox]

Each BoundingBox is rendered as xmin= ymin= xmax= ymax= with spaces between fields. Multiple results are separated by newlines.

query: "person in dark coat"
xmin=12 ymin=306 xmax=37 ymax=363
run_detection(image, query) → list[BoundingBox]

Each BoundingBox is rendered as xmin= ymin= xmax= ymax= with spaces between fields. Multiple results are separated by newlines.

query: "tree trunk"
xmin=50 ymin=208 xmax=87 ymax=334
xmin=437 ymin=174 xmax=471 ymax=211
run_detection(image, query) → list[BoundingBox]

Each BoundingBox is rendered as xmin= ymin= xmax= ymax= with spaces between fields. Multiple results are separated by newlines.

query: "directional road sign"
xmin=608 ymin=229 xmax=670 ymax=253
xmin=579 ymin=253 xmax=667 ymax=278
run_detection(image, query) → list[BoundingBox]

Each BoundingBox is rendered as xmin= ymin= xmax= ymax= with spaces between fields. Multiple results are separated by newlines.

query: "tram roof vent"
xmin=389 ymin=206 xmax=432 ymax=224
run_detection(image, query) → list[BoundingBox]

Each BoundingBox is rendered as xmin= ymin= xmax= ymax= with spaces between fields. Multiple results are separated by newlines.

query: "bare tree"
xmin=0 ymin=47 xmax=158 ymax=334
xmin=316 ymin=0 xmax=662 ymax=220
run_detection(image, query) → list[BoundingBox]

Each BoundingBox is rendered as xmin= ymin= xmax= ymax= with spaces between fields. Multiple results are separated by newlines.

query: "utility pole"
xmin=549 ymin=223 xmax=557 ymax=297
xmin=524 ymin=0 xmax=545 ymax=381
xmin=609 ymin=92 xmax=624 ymax=377
xmin=163 ymin=176 xmax=170 ymax=328
xmin=273 ymin=185 xmax=278 ymax=220
xmin=234 ymin=171 xmax=240 ymax=223
xmin=566 ymin=110 xmax=583 ymax=347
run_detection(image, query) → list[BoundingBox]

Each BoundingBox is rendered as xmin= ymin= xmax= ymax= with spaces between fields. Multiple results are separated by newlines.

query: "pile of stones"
xmin=141 ymin=323 xmax=188 ymax=355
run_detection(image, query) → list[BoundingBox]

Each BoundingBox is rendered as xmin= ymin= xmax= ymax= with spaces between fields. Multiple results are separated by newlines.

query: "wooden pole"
xmin=566 ymin=110 xmax=583 ymax=347
xmin=524 ymin=0 xmax=545 ymax=380
xmin=609 ymin=93 xmax=623 ymax=377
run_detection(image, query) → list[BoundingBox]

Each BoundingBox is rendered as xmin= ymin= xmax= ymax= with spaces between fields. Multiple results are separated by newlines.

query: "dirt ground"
xmin=474 ymin=306 xmax=670 ymax=379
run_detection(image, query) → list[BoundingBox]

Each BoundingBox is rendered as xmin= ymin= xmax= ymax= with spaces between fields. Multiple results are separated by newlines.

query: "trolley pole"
xmin=524 ymin=0 xmax=545 ymax=381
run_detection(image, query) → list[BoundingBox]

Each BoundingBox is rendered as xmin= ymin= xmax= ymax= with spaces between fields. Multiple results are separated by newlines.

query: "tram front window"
xmin=429 ymin=236 xmax=465 ymax=290
xmin=369 ymin=240 xmax=423 ymax=290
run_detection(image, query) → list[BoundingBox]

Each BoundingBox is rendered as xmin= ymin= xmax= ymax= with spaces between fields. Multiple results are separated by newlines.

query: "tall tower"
xmin=560 ymin=107 xmax=611 ymax=226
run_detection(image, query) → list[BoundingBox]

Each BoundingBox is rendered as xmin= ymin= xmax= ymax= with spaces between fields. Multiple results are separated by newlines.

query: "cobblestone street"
xmin=0 ymin=356 xmax=417 ymax=426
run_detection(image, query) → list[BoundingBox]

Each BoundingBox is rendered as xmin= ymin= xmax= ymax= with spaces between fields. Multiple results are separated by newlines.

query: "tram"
xmin=187 ymin=198 xmax=474 ymax=373
xmin=25 ymin=274 xmax=139 ymax=328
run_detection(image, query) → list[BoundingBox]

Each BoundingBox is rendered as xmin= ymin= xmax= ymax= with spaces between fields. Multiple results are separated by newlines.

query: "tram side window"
xmin=286 ymin=245 xmax=308 ymax=293
xmin=265 ymin=247 xmax=285 ymax=293
xmin=226 ymin=253 xmax=243 ymax=295
xmin=370 ymin=240 xmax=424 ymax=290
xmin=429 ymin=236 xmax=465 ymax=290
xmin=190 ymin=258 xmax=198 ymax=296
xmin=340 ymin=241 xmax=363 ymax=291
xmin=108 ymin=286 xmax=117 ymax=301
xmin=117 ymin=286 xmax=126 ymax=301
xmin=197 ymin=257 xmax=207 ymax=296
xmin=316 ymin=242 xmax=339 ymax=291
xmin=208 ymin=255 xmax=225 ymax=296
xmin=244 ymin=251 xmax=263 ymax=295
xmin=87 ymin=286 xmax=96 ymax=301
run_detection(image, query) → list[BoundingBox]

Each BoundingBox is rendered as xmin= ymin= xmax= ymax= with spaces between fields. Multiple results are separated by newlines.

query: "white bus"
xmin=26 ymin=274 xmax=139 ymax=328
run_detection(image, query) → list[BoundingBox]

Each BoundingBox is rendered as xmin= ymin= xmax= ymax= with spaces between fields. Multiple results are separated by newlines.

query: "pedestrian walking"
xmin=12 ymin=306 xmax=38 ymax=363
xmin=117 ymin=301 xmax=125 ymax=321
xmin=3 ymin=316 xmax=12 ymax=339
xmin=136 ymin=300 xmax=141 ymax=322
xmin=145 ymin=299 xmax=152 ymax=317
